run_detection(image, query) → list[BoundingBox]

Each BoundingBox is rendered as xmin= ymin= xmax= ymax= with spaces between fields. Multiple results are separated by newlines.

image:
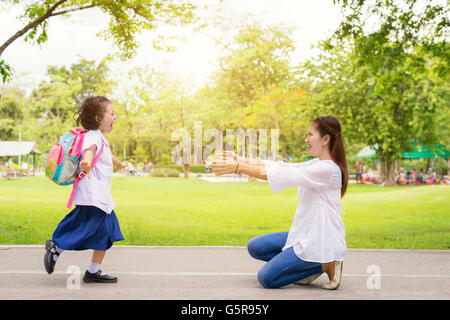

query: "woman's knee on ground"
xmin=257 ymin=266 xmax=279 ymax=289
xmin=247 ymin=237 xmax=262 ymax=259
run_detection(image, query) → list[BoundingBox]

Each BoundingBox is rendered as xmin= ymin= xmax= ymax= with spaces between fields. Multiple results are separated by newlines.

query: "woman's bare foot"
xmin=322 ymin=261 xmax=336 ymax=281
xmin=321 ymin=261 xmax=343 ymax=290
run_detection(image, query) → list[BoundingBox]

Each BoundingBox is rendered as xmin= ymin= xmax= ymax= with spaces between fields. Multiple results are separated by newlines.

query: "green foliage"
xmin=160 ymin=164 xmax=207 ymax=174
xmin=187 ymin=164 xmax=206 ymax=173
xmin=0 ymin=60 xmax=13 ymax=83
xmin=149 ymin=168 xmax=180 ymax=177
xmin=203 ymin=24 xmax=304 ymax=158
xmin=0 ymin=95 xmax=24 ymax=140
xmin=107 ymin=66 xmax=199 ymax=165
xmin=1 ymin=3 xmax=448 ymax=179
xmin=210 ymin=24 xmax=294 ymax=115
xmin=332 ymin=0 xmax=449 ymax=74
xmin=299 ymin=39 xmax=449 ymax=183
xmin=0 ymin=0 xmax=198 ymax=82
xmin=15 ymin=58 xmax=113 ymax=152
xmin=238 ymin=86 xmax=309 ymax=158
xmin=0 ymin=80 xmax=28 ymax=141
xmin=99 ymin=21 xmax=307 ymax=169
xmin=67 ymin=58 xmax=115 ymax=105
xmin=162 ymin=164 xmax=184 ymax=173
xmin=303 ymin=0 xmax=450 ymax=184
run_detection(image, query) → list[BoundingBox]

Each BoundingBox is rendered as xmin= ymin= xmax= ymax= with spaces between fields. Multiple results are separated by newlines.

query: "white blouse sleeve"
xmin=263 ymin=159 xmax=333 ymax=193
xmin=81 ymin=130 xmax=102 ymax=157
xmin=277 ymin=158 xmax=319 ymax=168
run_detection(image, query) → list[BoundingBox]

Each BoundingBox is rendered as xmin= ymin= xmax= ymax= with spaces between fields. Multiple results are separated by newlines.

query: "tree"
xmin=0 ymin=0 xmax=198 ymax=82
xmin=204 ymin=24 xmax=297 ymax=160
xmin=210 ymin=24 xmax=295 ymax=115
xmin=331 ymin=0 xmax=449 ymax=77
xmin=322 ymin=0 xmax=450 ymax=185
xmin=298 ymin=40 xmax=449 ymax=185
xmin=25 ymin=58 xmax=113 ymax=150
xmin=108 ymin=66 xmax=198 ymax=177
xmin=67 ymin=58 xmax=115 ymax=106
xmin=0 ymin=95 xmax=24 ymax=140
xmin=237 ymin=86 xmax=309 ymax=159
xmin=0 ymin=76 xmax=34 ymax=142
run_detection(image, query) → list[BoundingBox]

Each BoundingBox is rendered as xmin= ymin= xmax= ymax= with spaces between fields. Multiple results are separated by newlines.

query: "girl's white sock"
xmin=88 ymin=262 xmax=101 ymax=274
xmin=53 ymin=246 xmax=64 ymax=262
xmin=88 ymin=262 xmax=107 ymax=275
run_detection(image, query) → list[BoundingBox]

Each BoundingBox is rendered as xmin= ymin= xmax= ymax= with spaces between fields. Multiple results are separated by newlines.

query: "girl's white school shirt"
xmin=263 ymin=158 xmax=346 ymax=263
xmin=73 ymin=129 xmax=115 ymax=215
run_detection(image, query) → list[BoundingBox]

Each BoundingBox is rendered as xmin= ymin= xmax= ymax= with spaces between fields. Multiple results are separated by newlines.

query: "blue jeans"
xmin=247 ymin=232 xmax=323 ymax=288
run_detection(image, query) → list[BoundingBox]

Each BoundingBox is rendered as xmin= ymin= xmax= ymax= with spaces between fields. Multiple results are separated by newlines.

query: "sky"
xmin=0 ymin=0 xmax=344 ymax=92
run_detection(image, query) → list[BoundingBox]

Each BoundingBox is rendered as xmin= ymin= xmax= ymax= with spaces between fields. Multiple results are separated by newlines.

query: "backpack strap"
xmin=67 ymin=141 xmax=104 ymax=209
xmin=69 ymin=129 xmax=87 ymax=158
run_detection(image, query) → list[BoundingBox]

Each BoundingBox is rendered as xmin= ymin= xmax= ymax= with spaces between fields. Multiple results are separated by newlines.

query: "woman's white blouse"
xmin=73 ymin=130 xmax=115 ymax=215
xmin=263 ymin=158 xmax=346 ymax=263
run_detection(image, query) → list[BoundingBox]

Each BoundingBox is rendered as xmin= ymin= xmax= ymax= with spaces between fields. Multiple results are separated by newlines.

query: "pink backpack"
xmin=45 ymin=128 xmax=103 ymax=208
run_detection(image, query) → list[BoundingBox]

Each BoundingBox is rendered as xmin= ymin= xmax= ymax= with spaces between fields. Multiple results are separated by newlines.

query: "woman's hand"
xmin=211 ymin=158 xmax=238 ymax=176
xmin=212 ymin=152 xmax=268 ymax=180
xmin=215 ymin=151 xmax=244 ymax=162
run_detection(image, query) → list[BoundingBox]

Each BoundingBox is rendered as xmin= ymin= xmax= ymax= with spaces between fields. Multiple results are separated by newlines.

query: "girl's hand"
xmin=211 ymin=158 xmax=238 ymax=176
xmin=111 ymin=155 xmax=127 ymax=170
xmin=79 ymin=159 xmax=92 ymax=179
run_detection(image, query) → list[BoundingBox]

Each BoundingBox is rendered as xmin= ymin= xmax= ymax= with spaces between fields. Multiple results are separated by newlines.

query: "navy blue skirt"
xmin=52 ymin=205 xmax=124 ymax=251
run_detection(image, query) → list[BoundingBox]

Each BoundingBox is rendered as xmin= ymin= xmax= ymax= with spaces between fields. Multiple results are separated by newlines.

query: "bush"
xmin=189 ymin=164 xmax=206 ymax=173
xmin=163 ymin=164 xmax=184 ymax=173
xmin=158 ymin=164 xmax=207 ymax=174
xmin=149 ymin=168 xmax=180 ymax=178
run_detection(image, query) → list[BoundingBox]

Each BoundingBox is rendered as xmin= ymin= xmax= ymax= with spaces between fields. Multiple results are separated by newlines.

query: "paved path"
xmin=0 ymin=246 xmax=448 ymax=300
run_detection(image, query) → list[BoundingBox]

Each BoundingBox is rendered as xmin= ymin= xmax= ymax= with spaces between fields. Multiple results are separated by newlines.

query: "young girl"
xmin=44 ymin=96 xmax=126 ymax=283
xmin=212 ymin=116 xmax=348 ymax=290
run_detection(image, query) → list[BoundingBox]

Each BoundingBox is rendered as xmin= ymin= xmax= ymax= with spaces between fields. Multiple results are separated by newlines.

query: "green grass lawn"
xmin=0 ymin=176 xmax=449 ymax=249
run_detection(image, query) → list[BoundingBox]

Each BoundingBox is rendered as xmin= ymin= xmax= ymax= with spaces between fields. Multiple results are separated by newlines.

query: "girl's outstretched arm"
xmin=112 ymin=155 xmax=127 ymax=170
xmin=79 ymin=145 xmax=96 ymax=179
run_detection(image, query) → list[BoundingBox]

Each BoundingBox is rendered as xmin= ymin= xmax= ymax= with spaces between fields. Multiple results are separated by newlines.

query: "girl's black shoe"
xmin=83 ymin=270 xmax=118 ymax=283
xmin=44 ymin=240 xmax=59 ymax=274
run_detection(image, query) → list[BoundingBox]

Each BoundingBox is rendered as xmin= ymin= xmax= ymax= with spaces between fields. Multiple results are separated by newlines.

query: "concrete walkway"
xmin=0 ymin=245 xmax=448 ymax=300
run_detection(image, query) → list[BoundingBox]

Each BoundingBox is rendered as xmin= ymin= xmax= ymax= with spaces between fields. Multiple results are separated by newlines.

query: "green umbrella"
xmin=402 ymin=141 xmax=450 ymax=159
xmin=356 ymin=141 xmax=450 ymax=160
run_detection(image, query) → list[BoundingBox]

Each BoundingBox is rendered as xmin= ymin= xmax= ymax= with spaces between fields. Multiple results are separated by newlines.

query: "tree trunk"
xmin=380 ymin=155 xmax=396 ymax=186
xmin=281 ymin=135 xmax=287 ymax=158
xmin=426 ymin=158 xmax=431 ymax=172
xmin=183 ymin=164 xmax=190 ymax=179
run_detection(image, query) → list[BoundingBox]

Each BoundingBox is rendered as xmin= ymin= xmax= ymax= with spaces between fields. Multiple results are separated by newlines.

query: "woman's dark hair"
xmin=76 ymin=96 xmax=111 ymax=130
xmin=312 ymin=116 xmax=349 ymax=198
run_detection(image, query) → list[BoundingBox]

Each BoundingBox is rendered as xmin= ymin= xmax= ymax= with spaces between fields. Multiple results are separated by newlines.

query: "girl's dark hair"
xmin=312 ymin=116 xmax=349 ymax=198
xmin=76 ymin=96 xmax=111 ymax=130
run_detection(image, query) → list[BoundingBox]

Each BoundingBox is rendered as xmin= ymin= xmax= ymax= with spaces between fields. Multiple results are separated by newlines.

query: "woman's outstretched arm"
xmin=211 ymin=151 xmax=268 ymax=180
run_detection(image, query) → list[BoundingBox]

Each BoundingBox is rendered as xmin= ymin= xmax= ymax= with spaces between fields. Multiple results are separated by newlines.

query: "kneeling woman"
xmin=212 ymin=116 xmax=348 ymax=290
